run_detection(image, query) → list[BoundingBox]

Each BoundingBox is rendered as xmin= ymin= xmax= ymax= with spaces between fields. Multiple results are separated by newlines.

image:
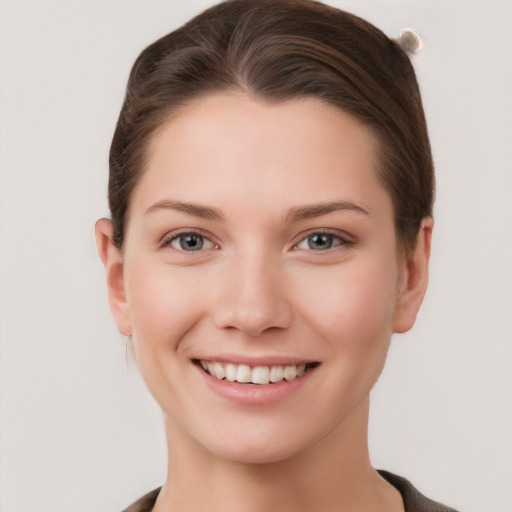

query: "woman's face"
xmin=103 ymin=92 xmax=427 ymax=464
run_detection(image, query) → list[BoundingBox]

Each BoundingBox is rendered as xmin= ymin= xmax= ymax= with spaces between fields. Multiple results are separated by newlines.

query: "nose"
xmin=212 ymin=252 xmax=292 ymax=337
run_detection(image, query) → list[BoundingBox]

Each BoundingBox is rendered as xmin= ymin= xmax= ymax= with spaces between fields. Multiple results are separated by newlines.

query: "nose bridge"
xmin=213 ymin=245 xmax=292 ymax=336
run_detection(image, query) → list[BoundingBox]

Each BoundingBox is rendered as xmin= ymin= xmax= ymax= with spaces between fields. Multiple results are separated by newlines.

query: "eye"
xmin=295 ymin=231 xmax=352 ymax=251
xmin=161 ymin=231 xmax=217 ymax=252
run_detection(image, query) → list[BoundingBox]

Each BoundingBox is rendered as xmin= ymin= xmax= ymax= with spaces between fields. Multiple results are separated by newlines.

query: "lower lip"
xmin=195 ymin=364 xmax=317 ymax=406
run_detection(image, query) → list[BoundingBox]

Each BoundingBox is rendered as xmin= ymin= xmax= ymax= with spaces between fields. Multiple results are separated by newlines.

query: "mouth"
xmin=193 ymin=359 xmax=319 ymax=385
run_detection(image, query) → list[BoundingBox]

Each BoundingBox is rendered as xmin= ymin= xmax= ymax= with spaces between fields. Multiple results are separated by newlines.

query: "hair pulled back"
xmin=109 ymin=0 xmax=434 ymax=253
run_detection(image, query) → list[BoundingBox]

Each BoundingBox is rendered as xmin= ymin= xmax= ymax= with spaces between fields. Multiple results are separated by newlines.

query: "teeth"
xmin=213 ymin=362 xmax=226 ymax=380
xmin=252 ymin=366 xmax=270 ymax=385
xmin=199 ymin=361 xmax=312 ymax=385
xmin=225 ymin=363 xmax=237 ymax=382
xmin=283 ymin=365 xmax=297 ymax=381
xmin=236 ymin=364 xmax=252 ymax=383
xmin=269 ymin=365 xmax=284 ymax=382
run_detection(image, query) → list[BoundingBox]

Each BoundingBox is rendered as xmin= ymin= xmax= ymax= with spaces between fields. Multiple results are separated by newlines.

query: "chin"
xmin=209 ymin=440 xmax=305 ymax=465
xmin=191 ymin=419 xmax=325 ymax=466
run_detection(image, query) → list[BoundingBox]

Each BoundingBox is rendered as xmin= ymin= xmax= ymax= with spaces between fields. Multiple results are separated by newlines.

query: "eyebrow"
xmin=145 ymin=199 xmax=369 ymax=223
xmin=284 ymin=201 xmax=369 ymax=223
xmin=145 ymin=200 xmax=224 ymax=221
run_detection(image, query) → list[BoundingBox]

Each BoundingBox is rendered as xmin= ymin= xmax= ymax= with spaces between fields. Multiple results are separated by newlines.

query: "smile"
xmin=196 ymin=360 xmax=318 ymax=385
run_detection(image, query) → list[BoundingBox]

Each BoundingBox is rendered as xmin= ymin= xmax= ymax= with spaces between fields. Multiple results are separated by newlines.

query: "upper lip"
xmin=192 ymin=355 xmax=319 ymax=367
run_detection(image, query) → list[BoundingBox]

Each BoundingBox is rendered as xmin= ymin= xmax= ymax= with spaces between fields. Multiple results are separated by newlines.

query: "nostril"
xmin=214 ymin=305 xmax=292 ymax=337
xmin=211 ymin=266 xmax=293 ymax=335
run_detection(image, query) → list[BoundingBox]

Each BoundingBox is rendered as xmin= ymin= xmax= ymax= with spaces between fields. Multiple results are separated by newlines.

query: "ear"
xmin=95 ymin=218 xmax=132 ymax=336
xmin=392 ymin=217 xmax=433 ymax=333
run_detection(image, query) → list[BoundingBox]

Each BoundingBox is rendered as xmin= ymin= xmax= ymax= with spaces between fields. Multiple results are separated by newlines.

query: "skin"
xmin=96 ymin=92 xmax=432 ymax=512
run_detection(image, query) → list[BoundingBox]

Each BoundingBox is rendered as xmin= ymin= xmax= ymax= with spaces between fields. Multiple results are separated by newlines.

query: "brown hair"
xmin=109 ymin=0 xmax=434 ymax=254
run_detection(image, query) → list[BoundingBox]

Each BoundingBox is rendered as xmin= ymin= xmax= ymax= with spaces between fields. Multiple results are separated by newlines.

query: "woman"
xmin=96 ymin=0 xmax=458 ymax=510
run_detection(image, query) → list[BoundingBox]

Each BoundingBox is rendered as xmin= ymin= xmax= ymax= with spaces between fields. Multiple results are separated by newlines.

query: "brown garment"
xmin=122 ymin=470 xmax=459 ymax=512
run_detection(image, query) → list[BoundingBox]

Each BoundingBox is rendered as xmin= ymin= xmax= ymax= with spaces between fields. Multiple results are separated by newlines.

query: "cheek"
xmin=124 ymin=261 xmax=209 ymax=411
xmin=315 ymin=267 xmax=398 ymax=401
xmin=125 ymin=260 xmax=206 ymax=352
xmin=301 ymin=257 xmax=399 ymax=352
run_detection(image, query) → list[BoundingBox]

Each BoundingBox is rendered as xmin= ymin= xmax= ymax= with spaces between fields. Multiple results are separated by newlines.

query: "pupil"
xmin=308 ymin=233 xmax=332 ymax=250
xmin=180 ymin=234 xmax=203 ymax=251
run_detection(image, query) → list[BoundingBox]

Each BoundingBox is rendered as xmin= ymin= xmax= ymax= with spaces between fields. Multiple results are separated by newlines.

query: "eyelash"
xmin=159 ymin=229 xmax=218 ymax=252
xmin=160 ymin=228 xmax=354 ymax=253
xmin=293 ymin=229 xmax=354 ymax=252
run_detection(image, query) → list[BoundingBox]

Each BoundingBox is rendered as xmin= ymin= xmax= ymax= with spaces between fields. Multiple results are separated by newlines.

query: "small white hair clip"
xmin=398 ymin=28 xmax=423 ymax=54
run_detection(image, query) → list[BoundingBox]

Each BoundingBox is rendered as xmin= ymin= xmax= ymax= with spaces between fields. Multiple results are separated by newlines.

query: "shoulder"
xmin=121 ymin=487 xmax=160 ymax=512
xmin=378 ymin=470 xmax=460 ymax=512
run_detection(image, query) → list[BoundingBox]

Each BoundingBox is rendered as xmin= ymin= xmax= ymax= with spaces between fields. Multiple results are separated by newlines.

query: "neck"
xmin=153 ymin=397 xmax=403 ymax=512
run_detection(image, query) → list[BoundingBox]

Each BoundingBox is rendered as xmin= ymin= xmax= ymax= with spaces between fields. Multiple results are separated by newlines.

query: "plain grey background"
xmin=1 ymin=1 xmax=511 ymax=511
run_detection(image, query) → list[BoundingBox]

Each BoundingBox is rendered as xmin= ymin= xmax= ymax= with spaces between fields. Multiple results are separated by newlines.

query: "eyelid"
xmin=292 ymin=228 xmax=355 ymax=250
xmin=158 ymin=227 xmax=354 ymax=252
xmin=159 ymin=228 xmax=219 ymax=251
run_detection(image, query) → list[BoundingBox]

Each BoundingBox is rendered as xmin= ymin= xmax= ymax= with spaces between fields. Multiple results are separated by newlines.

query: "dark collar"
xmin=377 ymin=470 xmax=459 ymax=512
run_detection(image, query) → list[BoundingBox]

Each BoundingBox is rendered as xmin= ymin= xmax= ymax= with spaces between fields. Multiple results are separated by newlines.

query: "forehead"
xmin=130 ymin=92 xmax=391 ymax=219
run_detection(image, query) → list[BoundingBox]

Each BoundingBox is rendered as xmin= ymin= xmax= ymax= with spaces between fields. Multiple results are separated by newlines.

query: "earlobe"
xmin=95 ymin=219 xmax=132 ymax=336
xmin=392 ymin=217 xmax=433 ymax=334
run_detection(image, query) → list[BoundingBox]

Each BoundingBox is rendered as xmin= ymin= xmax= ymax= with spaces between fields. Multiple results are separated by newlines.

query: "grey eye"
xmin=295 ymin=231 xmax=352 ymax=252
xmin=177 ymin=233 xmax=204 ymax=251
xmin=307 ymin=233 xmax=334 ymax=250
xmin=163 ymin=230 xmax=217 ymax=252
